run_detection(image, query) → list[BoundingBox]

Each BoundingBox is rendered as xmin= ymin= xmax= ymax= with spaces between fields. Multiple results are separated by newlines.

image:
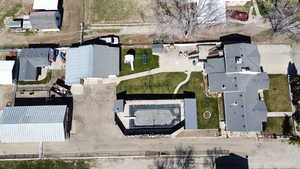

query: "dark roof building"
xmin=30 ymin=11 xmax=61 ymax=31
xmin=17 ymin=48 xmax=52 ymax=81
xmin=204 ymin=43 xmax=269 ymax=132
xmin=65 ymin=45 xmax=120 ymax=85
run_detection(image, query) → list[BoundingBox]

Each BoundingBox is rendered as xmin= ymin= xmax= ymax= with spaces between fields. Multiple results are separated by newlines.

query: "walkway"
xmin=173 ymin=71 xmax=191 ymax=94
xmin=267 ymin=112 xmax=293 ymax=117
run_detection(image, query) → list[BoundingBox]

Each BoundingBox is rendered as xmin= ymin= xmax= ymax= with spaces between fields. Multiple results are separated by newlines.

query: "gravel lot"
xmin=0 ymin=85 xmax=14 ymax=110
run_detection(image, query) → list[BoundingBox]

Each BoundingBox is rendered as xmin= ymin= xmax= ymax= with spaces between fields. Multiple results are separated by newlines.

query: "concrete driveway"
xmin=257 ymin=44 xmax=292 ymax=74
xmin=159 ymin=45 xmax=213 ymax=72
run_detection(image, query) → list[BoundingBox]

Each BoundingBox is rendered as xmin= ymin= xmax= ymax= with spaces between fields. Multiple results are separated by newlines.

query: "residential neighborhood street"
xmin=0 ymin=0 xmax=300 ymax=169
xmin=0 ymin=82 xmax=299 ymax=168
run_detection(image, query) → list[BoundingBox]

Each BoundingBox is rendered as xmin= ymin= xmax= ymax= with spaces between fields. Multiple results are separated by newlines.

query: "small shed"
xmin=30 ymin=11 xmax=61 ymax=32
xmin=0 ymin=61 xmax=15 ymax=85
xmin=33 ymin=0 xmax=59 ymax=10
xmin=0 ymin=105 xmax=68 ymax=143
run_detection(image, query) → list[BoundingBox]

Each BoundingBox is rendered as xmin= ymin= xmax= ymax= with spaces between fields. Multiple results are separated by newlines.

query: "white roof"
xmin=33 ymin=0 xmax=58 ymax=10
xmin=0 ymin=105 xmax=67 ymax=143
xmin=0 ymin=61 xmax=14 ymax=72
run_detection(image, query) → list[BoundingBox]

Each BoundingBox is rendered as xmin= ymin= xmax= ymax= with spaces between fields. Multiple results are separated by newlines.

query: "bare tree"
xmin=265 ymin=0 xmax=300 ymax=37
xmin=150 ymin=146 xmax=197 ymax=169
xmin=153 ymin=0 xmax=225 ymax=39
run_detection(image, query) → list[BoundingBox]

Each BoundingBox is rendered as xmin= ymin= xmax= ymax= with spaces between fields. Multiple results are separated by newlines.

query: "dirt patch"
xmin=176 ymin=129 xmax=219 ymax=137
xmin=84 ymin=0 xmax=154 ymax=24
xmin=0 ymin=85 xmax=14 ymax=110
xmin=0 ymin=0 xmax=82 ymax=48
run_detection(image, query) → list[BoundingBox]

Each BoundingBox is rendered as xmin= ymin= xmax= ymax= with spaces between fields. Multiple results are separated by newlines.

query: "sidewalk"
xmin=267 ymin=112 xmax=293 ymax=117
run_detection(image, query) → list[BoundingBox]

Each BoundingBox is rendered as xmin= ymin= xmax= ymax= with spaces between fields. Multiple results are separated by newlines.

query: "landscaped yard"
xmin=178 ymin=72 xmax=219 ymax=129
xmin=117 ymin=72 xmax=186 ymax=94
xmin=119 ymin=48 xmax=159 ymax=76
xmin=117 ymin=72 xmax=220 ymax=129
xmin=264 ymin=117 xmax=293 ymax=135
xmin=0 ymin=160 xmax=90 ymax=169
xmin=263 ymin=74 xmax=292 ymax=112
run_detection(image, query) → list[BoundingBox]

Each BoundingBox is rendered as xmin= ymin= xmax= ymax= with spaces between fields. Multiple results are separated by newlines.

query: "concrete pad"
xmin=257 ymin=44 xmax=291 ymax=74
xmin=70 ymin=84 xmax=83 ymax=95
xmin=159 ymin=45 xmax=211 ymax=72
xmin=84 ymin=78 xmax=101 ymax=85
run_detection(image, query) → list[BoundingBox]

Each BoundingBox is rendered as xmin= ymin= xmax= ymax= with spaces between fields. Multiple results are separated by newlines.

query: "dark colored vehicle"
xmin=227 ymin=10 xmax=249 ymax=21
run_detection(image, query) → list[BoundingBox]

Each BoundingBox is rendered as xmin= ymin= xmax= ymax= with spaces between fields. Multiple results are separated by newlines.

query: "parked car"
xmin=99 ymin=35 xmax=119 ymax=45
xmin=227 ymin=10 xmax=249 ymax=21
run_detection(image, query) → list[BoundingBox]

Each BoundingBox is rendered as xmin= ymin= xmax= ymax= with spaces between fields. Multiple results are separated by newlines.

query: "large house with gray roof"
xmin=65 ymin=44 xmax=120 ymax=85
xmin=204 ymin=43 xmax=269 ymax=132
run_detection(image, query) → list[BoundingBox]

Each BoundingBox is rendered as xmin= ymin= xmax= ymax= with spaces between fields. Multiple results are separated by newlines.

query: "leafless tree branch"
xmin=153 ymin=0 xmax=225 ymax=39
xmin=265 ymin=0 xmax=300 ymax=37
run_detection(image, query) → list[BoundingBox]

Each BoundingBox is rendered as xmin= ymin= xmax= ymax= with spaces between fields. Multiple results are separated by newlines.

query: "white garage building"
xmin=0 ymin=61 xmax=15 ymax=85
xmin=0 ymin=105 xmax=68 ymax=143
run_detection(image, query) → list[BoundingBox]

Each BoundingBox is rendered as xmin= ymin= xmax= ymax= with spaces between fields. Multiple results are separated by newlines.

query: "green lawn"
xmin=263 ymin=74 xmax=292 ymax=112
xmin=265 ymin=117 xmax=293 ymax=135
xmin=117 ymin=72 xmax=186 ymax=94
xmin=0 ymin=160 xmax=90 ymax=169
xmin=119 ymin=48 xmax=159 ymax=76
xmin=116 ymin=72 xmax=220 ymax=129
xmin=178 ymin=72 xmax=219 ymax=129
xmin=18 ymin=71 xmax=52 ymax=85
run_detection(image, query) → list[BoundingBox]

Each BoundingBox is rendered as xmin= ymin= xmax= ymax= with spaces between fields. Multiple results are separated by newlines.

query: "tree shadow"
xmin=288 ymin=62 xmax=298 ymax=76
xmin=282 ymin=115 xmax=293 ymax=136
xmin=215 ymin=153 xmax=249 ymax=169
xmin=149 ymin=146 xmax=196 ymax=169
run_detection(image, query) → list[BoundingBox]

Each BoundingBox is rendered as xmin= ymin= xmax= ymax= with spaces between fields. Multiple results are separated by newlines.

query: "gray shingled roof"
xmin=204 ymin=57 xmax=225 ymax=74
xmin=205 ymin=43 xmax=269 ymax=132
xmin=0 ymin=105 xmax=67 ymax=124
xmin=30 ymin=11 xmax=61 ymax=30
xmin=65 ymin=45 xmax=120 ymax=85
xmin=18 ymin=48 xmax=51 ymax=81
xmin=224 ymin=43 xmax=261 ymax=72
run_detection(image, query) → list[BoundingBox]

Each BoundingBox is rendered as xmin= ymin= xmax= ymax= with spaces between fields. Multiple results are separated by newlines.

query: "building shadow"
xmin=288 ymin=62 xmax=298 ymax=76
xmin=28 ymin=44 xmax=59 ymax=48
xmin=116 ymin=91 xmax=195 ymax=100
xmin=72 ymin=36 xmax=120 ymax=47
xmin=215 ymin=153 xmax=249 ymax=169
xmin=220 ymin=34 xmax=251 ymax=45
